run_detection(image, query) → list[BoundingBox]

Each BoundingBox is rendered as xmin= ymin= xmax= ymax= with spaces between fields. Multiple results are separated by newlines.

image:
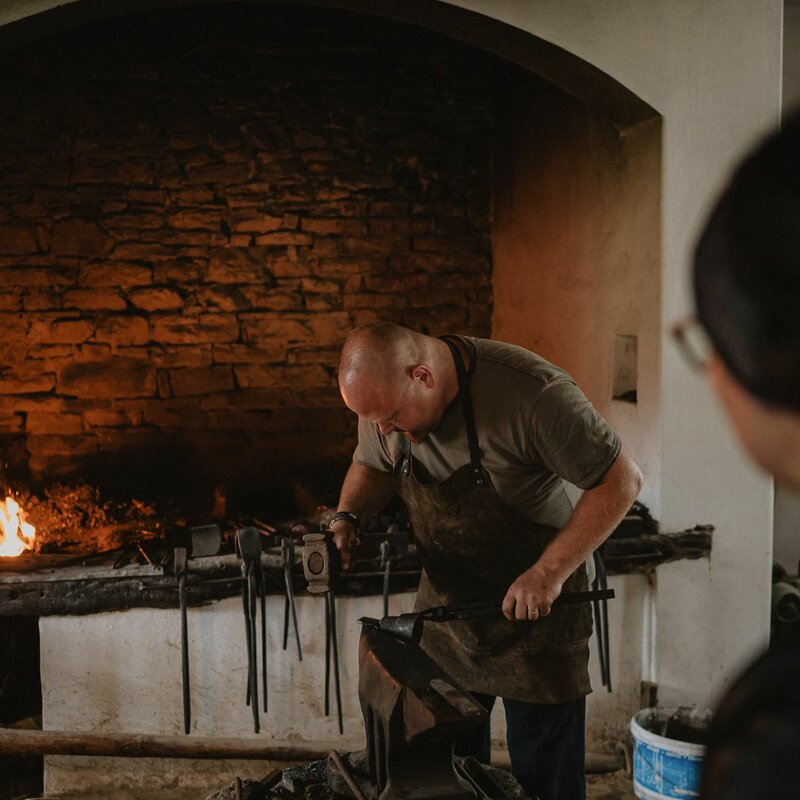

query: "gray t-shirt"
xmin=353 ymin=336 xmax=621 ymax=529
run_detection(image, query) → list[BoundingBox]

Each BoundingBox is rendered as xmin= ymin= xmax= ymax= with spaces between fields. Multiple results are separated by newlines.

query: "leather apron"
xmin=393 ymin=338 xmax=592 ymax=704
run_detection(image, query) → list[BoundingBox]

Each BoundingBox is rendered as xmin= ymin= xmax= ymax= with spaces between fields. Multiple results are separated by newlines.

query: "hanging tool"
xmin=325 ymin=582 xmax=343 ymax=735
xmin=259 ymin=542 xmax=268 ymax=715
xmin=302 ymin=533 xmax=344 ymax=734
xmin=236 ymin=527 xmax=262 ymax=733
xmin=359 ymin=588 xmax=616 ymax=645
xmin=281 ymin=537 xmax=303 ymax=660
xmin=592 ymin=550 xmax=613 ymax=692
xmin=380 ymin=539 xmax=391 ymax=618
xmin=174 ymin=546 xmax=191 ymax=735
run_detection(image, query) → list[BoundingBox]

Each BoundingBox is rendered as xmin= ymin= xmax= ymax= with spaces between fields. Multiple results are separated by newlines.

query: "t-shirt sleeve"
xmin=529 ymin=379 xmax=621 ymax=489
xmin=353 ymin=416 xmax=394 ymax=473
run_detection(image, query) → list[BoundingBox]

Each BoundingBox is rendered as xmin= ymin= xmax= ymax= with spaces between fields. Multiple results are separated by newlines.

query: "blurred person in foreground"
xmin=675 ymin=111 xmax=800 ymax=799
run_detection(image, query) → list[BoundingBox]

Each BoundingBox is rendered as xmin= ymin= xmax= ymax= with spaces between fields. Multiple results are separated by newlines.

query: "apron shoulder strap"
xmin=441 ymin=336 xmax=484 ymax=484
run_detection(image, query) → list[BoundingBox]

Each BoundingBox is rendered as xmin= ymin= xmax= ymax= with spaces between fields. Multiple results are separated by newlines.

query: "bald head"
xmin=338 ymin=323 xmax=457 ymax=440
xmin=339 ymin=323 xmax=427 ymax=394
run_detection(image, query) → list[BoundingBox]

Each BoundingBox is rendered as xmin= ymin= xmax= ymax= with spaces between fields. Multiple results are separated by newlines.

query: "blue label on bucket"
xmin=633 ymin=738 xmax=703 ymax=799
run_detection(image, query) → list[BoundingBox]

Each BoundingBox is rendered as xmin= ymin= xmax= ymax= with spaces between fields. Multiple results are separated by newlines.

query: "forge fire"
xmin=0 ymin=496 xmax=35 ymax=557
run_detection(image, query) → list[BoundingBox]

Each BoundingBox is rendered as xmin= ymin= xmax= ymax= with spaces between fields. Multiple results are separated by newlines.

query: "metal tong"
xmin=592 ymin=550 xmax=613 ymax=692
xmin=175 ymin=547 xmax=191 ymax=735
xmin=281 ymin=537 xmax=302 ymax=660
xmin=359 ymin=588 xmax=616 ymax=645
xmin=324 ymin=577 xmax=343 ymax=735
xmin=236 ymin=527 xmax=267 ymax=733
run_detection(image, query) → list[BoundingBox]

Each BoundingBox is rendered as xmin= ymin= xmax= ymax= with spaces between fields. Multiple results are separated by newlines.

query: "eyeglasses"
xmin=671 ymin=316 xmax=713 ymax=371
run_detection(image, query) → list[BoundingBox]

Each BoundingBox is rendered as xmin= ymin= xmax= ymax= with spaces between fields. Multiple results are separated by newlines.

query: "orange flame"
xmin=0 ymin=497 xmax=36 ymax=557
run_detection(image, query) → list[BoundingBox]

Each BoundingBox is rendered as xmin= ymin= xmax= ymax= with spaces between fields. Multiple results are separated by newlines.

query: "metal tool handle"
xmin=425 ymin=588 xmax=616 ymax=621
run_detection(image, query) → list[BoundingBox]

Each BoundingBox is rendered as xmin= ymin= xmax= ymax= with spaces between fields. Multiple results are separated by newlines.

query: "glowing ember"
xmin=0 ymin=496 xmax=36 ymax=557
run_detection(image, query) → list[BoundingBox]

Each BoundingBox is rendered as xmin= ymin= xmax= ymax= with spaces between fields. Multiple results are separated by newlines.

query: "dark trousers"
xmin=454 ymin=693 xmax=586 ymax=800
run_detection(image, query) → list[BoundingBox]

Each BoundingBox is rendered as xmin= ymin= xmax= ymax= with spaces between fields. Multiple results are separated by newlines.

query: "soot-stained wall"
xmin=0 ymin=4 xmax=497 ymax=505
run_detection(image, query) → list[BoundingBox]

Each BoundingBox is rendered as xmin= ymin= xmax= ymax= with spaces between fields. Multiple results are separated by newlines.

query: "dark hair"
xmin=693 ymin=111 xmax=800 ymax=410
xmin=699 ymin=645 xmax=800 ymax=800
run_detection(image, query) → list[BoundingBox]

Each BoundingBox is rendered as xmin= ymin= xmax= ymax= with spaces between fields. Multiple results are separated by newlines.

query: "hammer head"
xmin=301 ymin=532 xmax=339 ymax=593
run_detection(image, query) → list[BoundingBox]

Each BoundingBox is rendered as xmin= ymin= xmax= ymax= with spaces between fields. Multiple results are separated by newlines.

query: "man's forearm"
xmin=537 ymin=444 xmax=643 ymax=582
xmin=332 ymin=462 xmax=396 ymax=567
xmin=502 ymin=443 xmax=643 ymax=619
xmin=337 ymin=461 xmax=396 ymax=522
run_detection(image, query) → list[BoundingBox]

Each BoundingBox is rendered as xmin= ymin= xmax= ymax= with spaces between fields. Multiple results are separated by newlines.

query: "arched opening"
xmin=0 ymin=2 xmax=662 ymax=793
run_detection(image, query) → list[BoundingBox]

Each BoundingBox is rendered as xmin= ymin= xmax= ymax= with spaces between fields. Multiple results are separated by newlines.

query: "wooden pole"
xmin=0 ymin=727 xmax=329 ymax=761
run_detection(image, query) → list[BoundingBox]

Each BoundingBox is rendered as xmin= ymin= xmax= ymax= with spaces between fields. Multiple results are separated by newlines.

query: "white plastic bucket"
xmin=630 ymin=707 xmax=711 ymax=800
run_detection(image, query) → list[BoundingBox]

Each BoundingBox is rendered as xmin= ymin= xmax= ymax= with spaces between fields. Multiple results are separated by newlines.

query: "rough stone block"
xmin=105 ymin=212 xmax=165 ymax=230
xmin=1 ymin=266 xmax=77 ymax=287
xmin=206 ymin=248 xmax=274 ymax=284
xmin=25 ymin=412 xmax=83 ymax=435
xmin=170 ymin=365 xmax=234 ymax=396
xmin=0 ymin=373 xmax=56 ymax=394
xmin=50 ymin=220 xmax=112 ymax=257
xmin=128 ymin=288 xmax=184 ymax=312
xmin=212 ymin=343 xmax=287 ymax=364
xmin=78 ymin=263 xmax=153 ymax=288
xmin=185 ymin=162 xmax=252 ymax=185
xmin=315 ymin=256 xmax=387 ymax=276
xmin=266 ymin=258 xmax=311 ymax=278
xmin=194 ymin=286 xmax=248 ymax=312
xmin=0 ymin=412 xmax=24 ymax=432
xmin=153 ymin=260 xmax=203 ymax=283
xmin=301 ymin=218 xmax=367 ymax=236
xmin=83 ymin=409 xmax=131 ymax=427
xmin=254 ymin=231 xmax=313 ymax=246
xmin=0 ymin=292 xmax=22 ymax=311
xmin=240 ymin=311 xmax=350 ymax=348
xmin=127 ymin=188 xmax=169 ymax=205
xmin=134 ymin=345 xmax=214 ymax=368
xmin=233 ymin=363 xmax=330 ymax=390
xmin=230 ymin=213 xmax=284 ymax=234
xmin=0 ymin=225 xmax=38 ymax=255
xmin=342 ymin=293 xmax=401 ymax=310
xmin=94 ymin=316 xmax=150 ymax=346
xmin=239 ymin=286 xmax=304 ymax=311
xmin=151 ymin=314 xmax=240 ymax=344
xmin=22 ymin=289 xmax=61 ymax=311
xmin=27 ymin=317 xmax=94 ymax=345
xmin=111 ymin=242 xmax=174 ymax=260
xmin=167 ymin=210 xmax=224 ymax=230
xmin=63 ymin=289 xmax=127 ymax=311
xmin=58 ymin=357 xmax=156 ymax=399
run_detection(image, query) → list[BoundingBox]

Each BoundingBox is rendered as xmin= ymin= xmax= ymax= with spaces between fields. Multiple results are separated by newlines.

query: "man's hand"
xmin=502 ymin=561 xmax=565 ymax=621
xmin=331 ymin=519 xmax=359 ymax=571
xmin=330 ymin=462 xmax=396 ymax=570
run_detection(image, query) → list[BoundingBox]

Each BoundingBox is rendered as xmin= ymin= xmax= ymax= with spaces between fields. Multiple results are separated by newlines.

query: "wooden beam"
xmin=0 ymin=727 xmax=327 ymax=760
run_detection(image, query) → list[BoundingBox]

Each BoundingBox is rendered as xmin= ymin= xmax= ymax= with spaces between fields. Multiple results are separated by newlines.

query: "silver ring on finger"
xmin=528 ymin=607 xmax=539 ymax=619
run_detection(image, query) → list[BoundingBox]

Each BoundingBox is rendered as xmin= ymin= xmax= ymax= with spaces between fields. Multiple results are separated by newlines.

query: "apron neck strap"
xmin=441 ymin=336 xmax=484 ymax=480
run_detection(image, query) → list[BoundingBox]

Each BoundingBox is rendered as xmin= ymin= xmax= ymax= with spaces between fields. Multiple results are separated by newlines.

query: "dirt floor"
xmin=587 ymin=769 xmax=638 ymax=800
xmin=2 ymin=762 xmax=638 ymax=800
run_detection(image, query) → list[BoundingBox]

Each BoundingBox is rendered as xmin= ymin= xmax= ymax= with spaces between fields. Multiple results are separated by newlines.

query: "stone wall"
xmin=0 ymin=5 xmax=495 ymax=506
